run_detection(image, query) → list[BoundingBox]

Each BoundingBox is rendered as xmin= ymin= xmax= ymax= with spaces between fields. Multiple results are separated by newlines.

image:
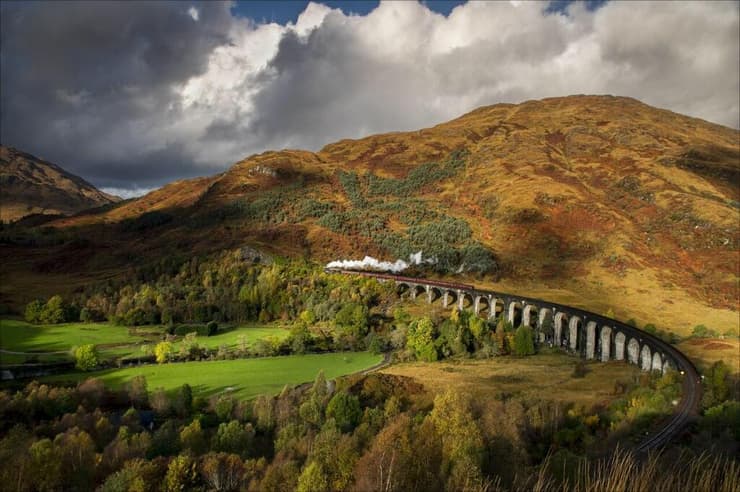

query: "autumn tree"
xmin=200 ymin=452 xmax=246 ymax=491
xmin=180 ymin=419 xmax=207 ymax=455
xmin=428 ymin=390 xmax=485 ymax=490
xmin=155 ymin=341 xmax=173 ymax=364
xmin=164 ymin=454 xmax=198 ymax=492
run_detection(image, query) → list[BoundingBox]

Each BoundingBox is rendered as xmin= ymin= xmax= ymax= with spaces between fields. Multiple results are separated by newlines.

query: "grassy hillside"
xmin=2 ymin=95 xmax=738 ymax=341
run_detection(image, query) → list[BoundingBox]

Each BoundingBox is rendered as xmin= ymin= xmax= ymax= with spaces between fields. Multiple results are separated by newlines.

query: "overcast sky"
xmin=1 ymin=0 xmax=738 ymax=197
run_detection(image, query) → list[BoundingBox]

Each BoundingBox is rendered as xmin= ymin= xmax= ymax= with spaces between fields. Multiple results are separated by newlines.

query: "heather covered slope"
xmin=0 ymin=146 xmax=120 ymax=222
xmin=5 ymin=95 xmax=739 ymax=335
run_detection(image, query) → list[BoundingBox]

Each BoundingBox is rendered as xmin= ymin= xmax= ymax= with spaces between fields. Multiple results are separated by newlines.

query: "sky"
xmin=1 ymin=1 xmax=737 ymax=198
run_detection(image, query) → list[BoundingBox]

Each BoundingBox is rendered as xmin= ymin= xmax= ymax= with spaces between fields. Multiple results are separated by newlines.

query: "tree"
xmin=429 ymin=390 xmax=485 ymax=490
xmin=74 ymin=344 xmax=99 ymax=371
xmin=200 ymin=452 xmax=245 ymax=492
xmin=326 ymin=392 xmax=362 ymax=432
xmin=54 ymin=428 xmax=96 ymax=490
xmin=99 ymin=458 xmax=157 ymax=492
xmin=149 ymin=421 xmax=181 ymax=458
xmin=211 ymin=421 xmax=254 ymax=457
xmin=334 ymin=302 xmax=369 ymax=337
xmin=24 ymin=300 xmax=45 ymax=323
xmin=127 ymin=375 xmax=148 ymax=408
xmin=407 ymin=317 xmax=438 ymax=362
xmin=513 ymin=325 xmax=535 ymax=356
xmin=155 ymin=341 xmax=173 ymax=364
xmin=468 ymin=316 xmax=487 ymax=343
xmin=174 ymin=383 xmax=193 ymax=416
xmin=180 ymin=419 xmax=207 ymax=455
xmin=42 ymin=295 xmax=66 ymax=324
xmin=164 ymin=454 xmax=198 ymax=492
xmin=296 ymin=461 xmax=329 ymax=492
xmin=28 ymin=438 xmax=62 ymax=491
xmin=702 ymin=360 xmax=731 ymax=407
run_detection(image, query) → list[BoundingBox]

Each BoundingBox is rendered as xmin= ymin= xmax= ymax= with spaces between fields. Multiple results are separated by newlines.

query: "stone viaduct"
xmin=331 ymin=270 xmax=691 ymax=374
xmin=398 ymin=277 xmax=674 ymax=372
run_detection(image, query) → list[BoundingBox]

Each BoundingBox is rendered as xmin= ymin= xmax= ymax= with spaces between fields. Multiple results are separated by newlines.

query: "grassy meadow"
xmin=382 ymin=351 xmax=641 ymax=408
xmin=43 ymin=352 xmax=382 ymax=400
xmin=0 ymin=319 xmax=289 ymax=365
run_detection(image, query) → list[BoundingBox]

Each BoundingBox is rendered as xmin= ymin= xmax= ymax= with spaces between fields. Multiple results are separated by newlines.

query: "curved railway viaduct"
xmin=331 ymin=269 xmax=702 ymax=452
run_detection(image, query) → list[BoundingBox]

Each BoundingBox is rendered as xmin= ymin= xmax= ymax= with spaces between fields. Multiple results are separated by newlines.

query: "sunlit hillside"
xmin=3 ymin=95 xmax=739 ymax=337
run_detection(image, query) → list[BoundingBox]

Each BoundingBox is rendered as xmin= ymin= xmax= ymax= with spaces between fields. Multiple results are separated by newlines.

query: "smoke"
xmin=326 ymin=251 xmax=431 ymax=273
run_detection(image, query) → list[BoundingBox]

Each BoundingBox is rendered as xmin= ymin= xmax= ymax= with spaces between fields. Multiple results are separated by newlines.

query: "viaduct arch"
xmin=353 ymin=271 xmax=695 ymax=376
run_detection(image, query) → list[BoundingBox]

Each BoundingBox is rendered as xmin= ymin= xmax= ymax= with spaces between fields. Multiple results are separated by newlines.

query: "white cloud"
xmin=188 ymin=6 xmax=199 ymax=22
xmin=171 ymin=0 xmax=737 ymax=174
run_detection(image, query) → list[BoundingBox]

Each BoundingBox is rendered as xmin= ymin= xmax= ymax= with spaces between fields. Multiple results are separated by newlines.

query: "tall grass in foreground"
xmin=495 ymin=449 xmax=739 ymax=492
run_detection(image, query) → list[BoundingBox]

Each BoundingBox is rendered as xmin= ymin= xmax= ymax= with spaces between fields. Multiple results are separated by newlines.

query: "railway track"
xmin=329 ymin=268 xmax=703 ymax=453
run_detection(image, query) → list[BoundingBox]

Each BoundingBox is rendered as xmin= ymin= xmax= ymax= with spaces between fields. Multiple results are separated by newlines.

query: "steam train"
xmin=324 ymin=267 xmax=474 ymax=291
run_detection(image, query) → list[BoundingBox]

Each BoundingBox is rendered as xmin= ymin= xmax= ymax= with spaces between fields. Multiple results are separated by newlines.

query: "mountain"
xmin=0 ymin=146 xmax=120 ymax=222
xmin=4 ymin=95 xmax=739 ymax=335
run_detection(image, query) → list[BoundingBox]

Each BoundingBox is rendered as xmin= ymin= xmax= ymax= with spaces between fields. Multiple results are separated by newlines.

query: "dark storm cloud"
xmin=0 ymin=0 xmax=232 ymax=189
xmin=1 ymin=1 xmax=738 ymax=194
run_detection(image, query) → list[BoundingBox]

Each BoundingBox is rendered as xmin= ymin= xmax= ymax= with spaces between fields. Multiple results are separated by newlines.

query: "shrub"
xmin=173 ymin=323 xmax=216 ymax=337
xmin=74 ymin=344 xmax=99 ymax=371
xmin=692 ymin=324 xmax=718 ymax=338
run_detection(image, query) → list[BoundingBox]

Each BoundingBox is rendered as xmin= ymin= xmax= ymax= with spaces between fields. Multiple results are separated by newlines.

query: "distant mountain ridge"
xmin=0 ymin=146 xmax=120 ymax=222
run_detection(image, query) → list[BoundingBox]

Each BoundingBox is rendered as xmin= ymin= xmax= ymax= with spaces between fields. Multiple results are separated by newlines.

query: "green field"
xmin=43 ymin=352 xmax=383 ymax=399
xmin=0 ymin=319 xmax=290 ymax=365
xmin=170 ymin=325 xmax=289 ymax=352
xmin=0 ymin=319 xmax=140 ymax=352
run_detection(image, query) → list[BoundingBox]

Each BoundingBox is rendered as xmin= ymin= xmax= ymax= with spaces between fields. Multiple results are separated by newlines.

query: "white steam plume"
xmin=326 ymin=251 xmax=431 ymax=273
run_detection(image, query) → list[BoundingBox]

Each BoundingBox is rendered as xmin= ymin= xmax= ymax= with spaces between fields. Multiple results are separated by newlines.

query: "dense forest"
xmin=1 ymin=360 xmax=737 ymax=491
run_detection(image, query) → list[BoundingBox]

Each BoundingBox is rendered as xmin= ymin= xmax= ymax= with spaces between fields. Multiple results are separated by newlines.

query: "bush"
xmin=173 ymin=323 xmax=217 ymax=337
xmin=74 ymin=344 xmax=99 ymax=371
xmin=692 ymin=324 xmax=718 ymax=338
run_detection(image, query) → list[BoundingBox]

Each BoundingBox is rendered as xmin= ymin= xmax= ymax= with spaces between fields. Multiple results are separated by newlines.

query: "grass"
xmin=170 ymin=324 xmax=290 ymax=353
xmin=677 ymin=337 xmax=740 ymax=373
xmin=0 ymin=319 xmax=290 ymax=366
xmin=381 ymin=351 xmax=640 ymax=408
xmin=0 ymin=319 xmax=139 ymax=353
xmin=42 ymin=352 xmax=382 ymax=400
